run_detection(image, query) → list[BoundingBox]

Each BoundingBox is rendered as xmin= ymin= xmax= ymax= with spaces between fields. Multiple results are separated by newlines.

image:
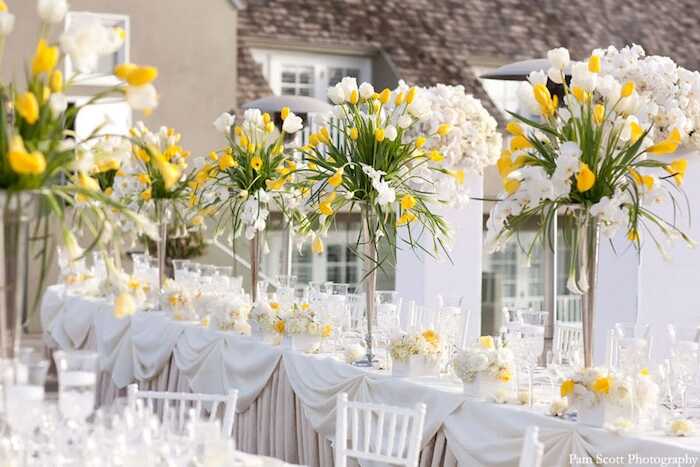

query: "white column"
xmin=396 ymin=176 xmax=484 ymax=341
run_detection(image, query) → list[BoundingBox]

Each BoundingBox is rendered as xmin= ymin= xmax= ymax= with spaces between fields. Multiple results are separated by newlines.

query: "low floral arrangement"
xmin=452 ymin=336 xmax=514 ymax=384
xmin=209 ymin=296 xmax=252 ymax=335
xmin=388 ymin=329 xmax=441 ymax=363
xmin=560 ymin=367 xmax=659 ymax=411
xmin=284 ymin=303 xmax=333 ymax=338
xmin=250 ymin=299 xmax=285 ymax=335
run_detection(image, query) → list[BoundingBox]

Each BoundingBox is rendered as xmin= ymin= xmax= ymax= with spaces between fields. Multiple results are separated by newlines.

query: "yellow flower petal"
xmin=400 ymin=194 xmax=416 ymax=210
xmin=31 ymin=39 xmax=59 ymax=76
xmin=576 ymin=163 xmax=595 ymax=192
xmin=15 ymin=92 xmax=39 ymax=124
xmin=588 ymin=55 xmax=601 ymax=73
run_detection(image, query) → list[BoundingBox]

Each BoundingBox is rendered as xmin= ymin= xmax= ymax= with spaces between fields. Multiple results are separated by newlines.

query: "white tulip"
xmin=527 ymin=70 xmax=547 ymax=86
xmin=282 ymin=113 xmax=303 ymax=134
xmin=359 ymin=82 xmax=374 ymax=99
xmin=38 ymin=0 xmax=68 ymax=24
xmin=49 ymin=93 xmax=68 ymax=116
xmin=339 ymin=76 xmax=358 ymax=97
xmin=547 ymin=47 xmax=570 ymax=69
xmin=397 ymin=115 xmax=412 ymax=129
xmin=213 ymin=112 xmax=235 ymax=133
xmin=0 ymin=12 xmax=15 ymax=36
xmin=384 ymin=125 xmax=398 ymax=141
xmin=327 ymin=83 xmax=345 ymax=104
xmin=126 ymin=84 xmax=158 ymax=111
xmin=547 ymin=67 xmax=564 ymax=84
xmin=60 ymin=18 xmax=124 ymax=73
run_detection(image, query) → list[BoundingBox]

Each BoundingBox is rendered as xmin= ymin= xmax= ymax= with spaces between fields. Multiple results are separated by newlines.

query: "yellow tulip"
xmin=665 ymin=159 xmax=688 ymax=186
xmin=627 ymin=229 xmax=639 ymax=242
xmin=378 ymin=88 xmax=391 ymax=104
xmin=247 ymin=143 xmax=256 ymax=153
xmin=319 ymin=201 xmax=333 ymax=216
xmin=125 ymin=66 xmax=158 ymax=86
xmin=158 ymin=159 xmax=182 ymax=190
xmin=349 ymin=127 xmax=359 ymax=140
xmin=114 ymin=292 xmax=136 ymax=319
xmin=576 ymin=163 xmax=596 ymax=192
xmin=394 ymin=92 xmax=404 ymax=106
xmin=422 ymin=329 xmax=439 ymax=345
xmin=349 ymin=89 xmax=359 ymax=105
xmin=319 ymin=127 xmax=330 ymax=144
xmin=496 ymin=368 xmax=512 ymax=383
xmin=450 ymin=169 xmax=465 ymax=185
xmin=400 ymin=194 xmax=416 ymax=210
xmin=309 ymin=133 xmax=320 ymax=147
xmin=406 ymin=87 xmax=417 ymax=104
xmin=504 ymin=178 xmax=520 ymax=194
xmin=630 ymin=121 xmax=644 ymax=143
xmin=266 ymin=177 xmax=286 ymax=191
xmin=328 ymin=169 xmax=343 ymax=187
xmin=321 ymin=324 xmax=333 ymax=338
xmin=31 ymin=39 xmax=59 ymax=75
xmin=15 ymin=92 xmax=39 ymax=124
xmin=479 ymin=336 xmax=495 ymax=349
xmin=141 ymin=189 xmax=152 ymax=201
xmin=262 ymin=112 xmax=271 ymax=124
xmin=8 ymin=135 xmax=46 ymax=175
xmin=312 ymin=235 xmax=324 ymax=254
xmin=396 ymin=211 xmax=416 ymax=226
xmin=137 ymin=173 xmax=151 ymax=185
xmin=497 ymin=150 xmax=513 ymax=177
xmin=560 ymin=379 xmax=575 ymax=398
xmin=532 ymin=83 xmax=557 ymax=117
xmin=506 ymin=121 xmax=524 ymax=136
xmin=621 ymin=80 xmax=635 ymax=98
xmin=437 ymin=123 xmax=451 ymax=137
xmin=593 ymin=104 xmax=605 ymax=125
xmin=114 ymin=63 xmax=137 ymax=80
xmin=78 ymin=171 xmax=100 ymax=192
xmin=591 ymin=376 xmax=612 ymax=395
xmin=50 ymin=70 xmax=63 ymax=93
xmin=647 ymin=128 xmax=682 ymax=155
xmin=427 ymin=150 xmax=444 ymax=162
xmin=571 ymin=86 xmax=589 ymax=103
xmin=250 ymin=155 xmax=263 ymax=171
xmin=415 ymin=136 xmax=426 ymax=148
xmin=95 ymin=158 xmax=121 ymax=173
xmin=375 ymin=128 xmax=385 ymax=142
xmin=588 ymin=55 xmax=601 ymax=73
xmin=0 ymin=1 xmax=7 ymax=12
xmin=218 ymin=153 xmax=237 ymax=170
xmin=208 ymin=151 xmax=219 ymax=161
xmin=265 ymin=121 xmax=275 ymax=133
xmin=510 ymin=135 xmax=532 ymax=152
xmin=281 ymin=106 xmax=290 ymax=120
xmin=274 ymin=320 xmax=286 ymax=335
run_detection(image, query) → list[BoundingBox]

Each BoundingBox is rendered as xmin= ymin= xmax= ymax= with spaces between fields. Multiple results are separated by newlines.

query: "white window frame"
xmin=68 ymin=95 xmax=133 ymax=140
xmin=250 ymin=49 xmax=372 ymax=99
xmin=64 ymin=12 xmax=130 ymax=87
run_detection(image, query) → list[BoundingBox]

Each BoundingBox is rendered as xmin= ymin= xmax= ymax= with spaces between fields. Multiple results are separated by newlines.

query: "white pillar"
xmin=396 ymin=176 xmax=484 ymax=341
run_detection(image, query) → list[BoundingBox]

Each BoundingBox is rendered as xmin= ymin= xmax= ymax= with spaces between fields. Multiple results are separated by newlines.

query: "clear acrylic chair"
xmin=519 ymin=425 xmax=544 ymax=467
xmin=127 ymin=384 xmax=238 ymax=437
xmin=334 ymin=392 xmax=426 ymax=467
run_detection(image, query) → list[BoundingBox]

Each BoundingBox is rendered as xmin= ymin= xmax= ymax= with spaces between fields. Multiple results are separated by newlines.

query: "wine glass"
xmin=667 ymin=324 xmax=700 ymax=415
xmin=54 ymin=350 xmax=99 ymax=423
xmin=519 ymin=310 xmax=548 ymax=408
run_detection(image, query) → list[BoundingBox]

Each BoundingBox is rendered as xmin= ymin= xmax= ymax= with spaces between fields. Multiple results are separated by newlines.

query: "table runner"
xmin=41 ymin=285 xmax=700 ymax=467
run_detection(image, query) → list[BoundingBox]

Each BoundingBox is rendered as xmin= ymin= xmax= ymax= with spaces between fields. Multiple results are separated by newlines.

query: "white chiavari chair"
xmin=552 ymin=321 xmax=583 ymax=361
xmin=519 ymin=426 xmax=544 ymax=467
xmin=334 ymin=392 xmax=426 ymax=467
xmin=127 ymin=384 xmax=238 ymax=437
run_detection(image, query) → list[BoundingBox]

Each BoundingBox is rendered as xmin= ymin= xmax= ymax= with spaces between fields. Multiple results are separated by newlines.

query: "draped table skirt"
xmin=41 ymin=286 xmax=700 ymax=467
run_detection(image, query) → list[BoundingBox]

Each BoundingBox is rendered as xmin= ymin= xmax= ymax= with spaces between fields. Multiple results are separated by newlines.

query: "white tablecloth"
xmin=41 ymin=285 xmax=700 ymax=467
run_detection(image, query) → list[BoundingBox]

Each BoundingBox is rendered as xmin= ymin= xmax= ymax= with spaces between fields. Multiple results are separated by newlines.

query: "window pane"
xmin=299 ymin=88 xmax=311 ymax=96
xmin=281 ymin=71 xmax=297 ymax=83
xmin=281 ymin=87 xmax=297 ymax=96
xmin=299 ymin=71 xmax=312 ymax=84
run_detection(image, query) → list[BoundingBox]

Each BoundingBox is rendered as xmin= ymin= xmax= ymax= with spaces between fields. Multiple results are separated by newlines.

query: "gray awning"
xmin=241 ymin=95 xmax=333 ymax=114
xmin=479 ymin=59 xmax=571 ymax=81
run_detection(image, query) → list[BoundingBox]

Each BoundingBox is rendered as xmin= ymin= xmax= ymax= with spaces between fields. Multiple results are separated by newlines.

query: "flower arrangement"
xmin=283 ymin=303 xmax=333 ymax=338
xmin=487 ymin=45 xmax=693 ymax=259
xmin=250 ymin=299 xmax=285 ymax=335
xmin=452 ymin=336 xmax=514 ymax=384
xmin=209 ymin=296 xmax=252 ymax=334
xmin=388 ymin=329 xmax=441 ymax=363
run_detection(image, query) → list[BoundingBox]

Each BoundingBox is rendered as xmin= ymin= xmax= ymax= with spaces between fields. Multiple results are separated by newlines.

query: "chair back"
xmin=519 ymin=426 xmax=544 ymax=467
xmin=127 ymin=384 xmax=238 ymax=437
xmin=334 ymin=392 xmax=426 ymax=467
xmin=553 ymin=321 xmax=583 ymax=361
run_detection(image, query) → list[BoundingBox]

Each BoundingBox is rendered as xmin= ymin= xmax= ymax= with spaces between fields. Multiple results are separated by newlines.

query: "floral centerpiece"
xmin=452 ymin=336 xmax=514 ymax=398
xmin=0 ymin=1 xmax=159 ymax=356
xmin=284 ymin=302 xmax=333 ymax=353
xmin=297 ymin=77 xmax=500 ymax=365
xmin=198 ymin=108 xmax=305 ymax=301
xmin=388 ymin=329 xmax=441 ymax=377
xmin=560 ymin=367 xmax=659 ymax=427
xmin=209 ymin=295 xmax=252 ymax=335
xmin=250 ymin=299 xmax=285 ymax=343
xmin=485 ymin=45 xmax=696 ymax=366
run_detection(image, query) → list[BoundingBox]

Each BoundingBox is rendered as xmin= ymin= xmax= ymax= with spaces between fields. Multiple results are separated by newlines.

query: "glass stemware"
xmin=518 ymin=310 xmax=548 ymax=408
xmin=615 ymin=322 xmax=651 ymax=375
xmin=667 ymin=324 xmax=700 ymax=415
xmin=54 ymin=350 xmax=99 ymax=423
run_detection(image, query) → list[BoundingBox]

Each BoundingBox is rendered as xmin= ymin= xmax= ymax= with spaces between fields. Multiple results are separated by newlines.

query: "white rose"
xmin=547 ymin=47 xmax=570 ymax=70
xmin=0 ymin=12 xmax=15 ymax=36
xmin=126 ymin=84 xmax=158 ymax=111
xmin=213 ymin=112 xmax=235 ymax=133
xmin=38 ymin=0 xmax=68 ymax=24
xmin=282 ymin=113 xmax=303 ymax=134
xmin=359 ymin=82 xmax=374 ymax=99
xmin=49 ymin=93 xmax=68 ymax=116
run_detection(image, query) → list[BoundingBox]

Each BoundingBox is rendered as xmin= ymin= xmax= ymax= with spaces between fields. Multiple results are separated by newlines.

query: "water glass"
xmin=171 ymin=259 xmax=191 ymax=282
xmin=54 ymin=350 xmax=99 ymax=423
xmin=615 ymin=322 xmax=651 ymax=374
xmin=667 ymin=324 xmax=700 ymax=413
xmin=4 ymin=351 xmax=49 ymax=437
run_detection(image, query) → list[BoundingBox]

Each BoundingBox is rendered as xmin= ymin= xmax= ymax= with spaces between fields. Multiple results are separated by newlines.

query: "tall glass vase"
xmin=153 ymin=199 xmax=172 ymax=298
xmin=566 ymin=208 xmax=600 ymax=368
xmin=0 ymin=191 xmax=36 ymax=359
xmin=355 ymin=204 xmax=378 ymax=367
xmin=250 ymin=230 xmax=262 ymax=302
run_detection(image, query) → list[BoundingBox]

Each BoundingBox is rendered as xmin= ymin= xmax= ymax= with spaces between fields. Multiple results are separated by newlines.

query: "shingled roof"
xmin=237 ymin=0 xmax=700 ymax=120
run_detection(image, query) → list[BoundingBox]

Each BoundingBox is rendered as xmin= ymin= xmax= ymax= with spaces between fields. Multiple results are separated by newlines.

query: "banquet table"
xmin=41 ymin=285 xmax=700 ymax=467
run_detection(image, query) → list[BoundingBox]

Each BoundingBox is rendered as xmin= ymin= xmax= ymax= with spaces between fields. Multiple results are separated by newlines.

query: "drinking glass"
xmin=276 ymin=275 xmax=297 ymax=309
xmin=54 ymin=350 xmax=99 ymax=423
xmin=615 ymin=322 xmax=651 ymax=375
xmin=375 ymin=291 xmax=401 ymax=332
xmin=519 ymin=310 xmax=548 ymax=408
xmin=667 ymin=324 xmax=700 ymax=414
xmin=171 ymin=259 xmax=191 ymax=282
xmin=4 ymin=351 xmax=49 ymax=437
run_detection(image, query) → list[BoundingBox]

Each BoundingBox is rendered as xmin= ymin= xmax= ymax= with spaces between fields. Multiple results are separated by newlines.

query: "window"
xmin=251 ymin=49 xmax=372 ymax=101
xmin=472 ymin=65 xmax=528 ymax=118
xmin=64 ymin=12 xmax=130 ymax=86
